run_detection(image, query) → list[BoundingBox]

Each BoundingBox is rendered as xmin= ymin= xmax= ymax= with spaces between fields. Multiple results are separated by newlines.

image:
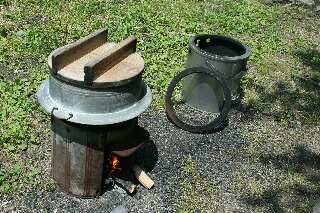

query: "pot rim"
xmin=189 ymin=34 xmax=251 ymax=62
xmin=37 ymin=79 xmax=152 ymax=125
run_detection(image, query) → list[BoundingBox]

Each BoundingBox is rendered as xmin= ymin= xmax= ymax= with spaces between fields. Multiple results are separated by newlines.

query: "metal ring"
xmin=165 ymin=67 xmax=231 ymax=133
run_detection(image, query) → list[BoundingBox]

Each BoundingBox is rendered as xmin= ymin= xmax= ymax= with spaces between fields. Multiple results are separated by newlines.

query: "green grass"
xmin=0 ymin=0 xmax=319 ymax=210
xmin=177 ymin=156 xmax=220 ymax=212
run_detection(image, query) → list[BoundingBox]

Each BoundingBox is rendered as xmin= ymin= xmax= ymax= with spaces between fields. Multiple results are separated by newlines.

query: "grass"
xmin=0 ymin=0 xmax=319 ymax=211
xmin=177 ymin=156 xmax=220 ymax=212
xmin=235 ymin=119 xmax=320 ymax=212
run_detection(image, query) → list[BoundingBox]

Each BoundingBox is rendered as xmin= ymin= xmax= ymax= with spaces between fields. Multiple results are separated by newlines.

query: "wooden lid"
xmin=48 ymin=29 xmax=144 ymax=87
xmin=56 ymin=42 xmax=144 ymax=83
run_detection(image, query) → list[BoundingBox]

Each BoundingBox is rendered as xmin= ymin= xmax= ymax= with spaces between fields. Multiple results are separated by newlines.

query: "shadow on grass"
xmin=246 ymin=189 xmax=285 ymax=213
xmin=241 ymin=50 xmax=320 ymax=211
xmin=240 ymin=49 xmax=320 ymax=124
xmin=246 ymin=145 xmax=320 ymax=212
xmin=260 ymin=144 xmax=320 ymax=176
xmin=297 ymin=49 xmax=320 ymax=70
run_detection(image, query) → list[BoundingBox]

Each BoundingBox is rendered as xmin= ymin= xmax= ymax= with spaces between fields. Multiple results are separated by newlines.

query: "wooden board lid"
xmin=48 ymin=29 xmax=144 ymax=88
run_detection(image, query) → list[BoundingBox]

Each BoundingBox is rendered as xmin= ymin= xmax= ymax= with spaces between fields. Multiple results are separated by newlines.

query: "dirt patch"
xmin=0 ymin=63 xmax=30 ymax=81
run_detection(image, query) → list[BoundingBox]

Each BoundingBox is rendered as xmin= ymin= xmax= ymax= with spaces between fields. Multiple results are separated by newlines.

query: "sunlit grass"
xmin=0 ymin=0 xmax=319 ymax=211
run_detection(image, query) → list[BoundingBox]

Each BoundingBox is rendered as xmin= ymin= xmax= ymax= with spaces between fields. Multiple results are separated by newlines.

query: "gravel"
xmin=0 ymin=106 xmax=319 ymax=212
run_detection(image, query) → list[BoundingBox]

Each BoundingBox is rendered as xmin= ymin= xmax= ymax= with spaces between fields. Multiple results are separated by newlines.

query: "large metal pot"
xmin=38 ymin=73 xmax=151 ymax=125
xmin=182 ymin=34 xmax=250 ymax=112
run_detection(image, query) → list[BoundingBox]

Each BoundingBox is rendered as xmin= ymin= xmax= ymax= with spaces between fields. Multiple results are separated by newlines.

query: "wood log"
xmin=129 ymin=160 xmax=154 ymax=189
xmin=114 ymin=177 xmax=137 ymax=194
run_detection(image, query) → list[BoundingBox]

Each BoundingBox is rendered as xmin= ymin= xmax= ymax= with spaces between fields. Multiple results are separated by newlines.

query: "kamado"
xmin=37 ymin=29 xmax=152 ymax=197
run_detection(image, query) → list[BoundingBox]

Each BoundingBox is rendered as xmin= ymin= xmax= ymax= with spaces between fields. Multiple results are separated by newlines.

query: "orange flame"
xmin=106 ymin=153 xmax=122 ymax=177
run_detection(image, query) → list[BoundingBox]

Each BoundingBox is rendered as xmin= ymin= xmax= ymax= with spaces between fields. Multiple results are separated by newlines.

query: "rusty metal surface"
xmin=165 ymin=67 xmax=231 ymax=133
xmin=51 ymin=116 xmax=138 ymax=197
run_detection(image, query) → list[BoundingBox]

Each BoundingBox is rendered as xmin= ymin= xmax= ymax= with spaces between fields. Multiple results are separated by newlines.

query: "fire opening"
xmin=104 ymin=152 xmax=154 ymax=194
xmin=105 ymin=153 xmax=123 ymax=177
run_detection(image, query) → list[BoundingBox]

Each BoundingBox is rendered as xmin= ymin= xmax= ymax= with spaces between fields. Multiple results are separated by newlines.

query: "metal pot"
xmin=182 ymin=34 xmax=250 ymax=112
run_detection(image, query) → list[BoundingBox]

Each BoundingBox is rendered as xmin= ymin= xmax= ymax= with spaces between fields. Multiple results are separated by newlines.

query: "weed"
xmin=0 ymin=164 xmax=41 ymax=193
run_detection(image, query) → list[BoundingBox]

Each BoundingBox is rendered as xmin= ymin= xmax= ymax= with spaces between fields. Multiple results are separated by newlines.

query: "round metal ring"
xmin=165 ymin=67 xmax=231 ymax=133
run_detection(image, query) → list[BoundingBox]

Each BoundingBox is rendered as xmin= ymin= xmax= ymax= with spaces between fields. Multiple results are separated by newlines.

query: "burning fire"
xmin=105 ymin=153 xmax=122 ymax=177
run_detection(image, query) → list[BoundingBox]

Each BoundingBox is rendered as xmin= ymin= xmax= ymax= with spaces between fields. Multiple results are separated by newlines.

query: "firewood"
xmin=114 ymin=177 xmax=137 ymax=194
xmin=129 ymin=160 xmax=154 ymax=189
